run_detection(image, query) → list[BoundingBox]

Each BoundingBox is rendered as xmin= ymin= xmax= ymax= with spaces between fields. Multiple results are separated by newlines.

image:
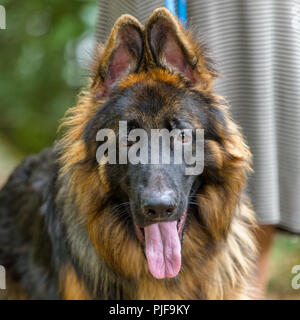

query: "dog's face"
xmin=103 ymin=82 xmax=201 ymax=222
xmin=86 ymin=74 xmax=208 ymax=278
xmin=91 ymin=76 xmax=210 ymax=213
xmin=62 ymin=8 xmax=250 ymax=280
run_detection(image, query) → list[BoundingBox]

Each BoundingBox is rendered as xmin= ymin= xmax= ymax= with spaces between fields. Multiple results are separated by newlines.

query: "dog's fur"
xmin=0 ymin=8 xmax=257 ymax=300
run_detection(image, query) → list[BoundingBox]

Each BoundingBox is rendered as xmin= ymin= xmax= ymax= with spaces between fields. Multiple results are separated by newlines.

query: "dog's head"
xmin=59 ymin=8 xmax=251 ymax=280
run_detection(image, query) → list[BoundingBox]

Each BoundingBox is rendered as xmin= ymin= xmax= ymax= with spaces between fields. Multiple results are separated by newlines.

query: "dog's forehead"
xmin=117 ymin=80 xmax=205 ymax=129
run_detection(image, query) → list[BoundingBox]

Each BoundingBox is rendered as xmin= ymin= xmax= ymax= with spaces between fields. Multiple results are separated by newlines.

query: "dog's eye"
xmin=178 ymin=131 xmax=191 ymax=143
xmin=127 ymin=140 xmax=134 ymax=147
xmin=120 ymin=137 xmax=135 ymax=147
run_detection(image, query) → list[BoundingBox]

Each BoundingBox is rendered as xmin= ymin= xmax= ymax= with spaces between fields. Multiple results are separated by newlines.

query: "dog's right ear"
xmin=91 ymin=15 xmax=144 ymax=98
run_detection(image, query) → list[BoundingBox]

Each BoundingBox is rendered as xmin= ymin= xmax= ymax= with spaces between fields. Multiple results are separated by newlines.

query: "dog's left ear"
xmin=145 ymin=8 xmax=215 ymax=88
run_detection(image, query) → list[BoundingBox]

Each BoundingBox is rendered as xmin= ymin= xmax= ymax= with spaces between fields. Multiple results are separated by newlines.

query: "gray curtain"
xmin=96 ymin=0 xmax=300 ymax=233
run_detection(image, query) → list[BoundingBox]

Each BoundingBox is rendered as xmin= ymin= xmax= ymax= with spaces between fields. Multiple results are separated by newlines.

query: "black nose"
xmin=141 ymin=191 xmax=176 ymax=219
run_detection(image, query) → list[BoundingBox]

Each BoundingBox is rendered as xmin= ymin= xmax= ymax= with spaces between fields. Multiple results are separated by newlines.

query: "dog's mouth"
xmin=134 ymin=209 xmax=187 ymax=279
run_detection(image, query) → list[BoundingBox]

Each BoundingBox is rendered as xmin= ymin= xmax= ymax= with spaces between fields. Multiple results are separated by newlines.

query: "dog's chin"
xmin=133 ymin=209 xmax=187 ymax=280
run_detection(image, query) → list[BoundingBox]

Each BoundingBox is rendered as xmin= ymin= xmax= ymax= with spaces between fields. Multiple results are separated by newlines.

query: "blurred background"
xmin=0 ymin=0 xmax=299 ymax=299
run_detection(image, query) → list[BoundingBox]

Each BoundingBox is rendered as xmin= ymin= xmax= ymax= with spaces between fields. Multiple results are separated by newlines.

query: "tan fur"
xmin=0 ymin=271 xmax=28 ymax=300
xmin=60 ymin=264 xmax=91 ymax=300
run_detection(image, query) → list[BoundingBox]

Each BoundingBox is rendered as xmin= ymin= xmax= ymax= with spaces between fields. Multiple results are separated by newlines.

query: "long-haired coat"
xmin=0 ymin=8 xmax=257 ymax=300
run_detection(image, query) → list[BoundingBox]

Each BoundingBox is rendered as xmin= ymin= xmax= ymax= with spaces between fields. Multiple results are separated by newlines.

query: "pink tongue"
xmin=144 ymin=221 xmax=181 ymax=279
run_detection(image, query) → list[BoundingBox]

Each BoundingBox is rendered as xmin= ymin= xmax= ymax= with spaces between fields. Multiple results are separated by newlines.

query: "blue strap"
xmin=165 ymin=0 xmax=187 ymax=28
xmin=164 ymin=0 xmax=177 ymax=17
xmin=177 ymin=0 xmax=187 ymax=26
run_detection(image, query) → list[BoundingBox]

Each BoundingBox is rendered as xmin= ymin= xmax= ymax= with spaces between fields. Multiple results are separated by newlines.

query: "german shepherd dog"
xmin=0 ymin=8 xmax=257 ymax=299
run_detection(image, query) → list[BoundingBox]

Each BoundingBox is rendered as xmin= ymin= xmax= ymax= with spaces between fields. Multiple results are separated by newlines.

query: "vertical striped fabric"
xmin=95 ymin=0 xmax=165 ymax=43
xmin=95 ymin=0 xmax=300 ymax=233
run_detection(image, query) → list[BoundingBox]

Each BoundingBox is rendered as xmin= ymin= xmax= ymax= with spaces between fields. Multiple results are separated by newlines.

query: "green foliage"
xmin=267 ymin=232 xmax=300 ymax=299
xmin=0 ymin=0 xmax=98 ymax=154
